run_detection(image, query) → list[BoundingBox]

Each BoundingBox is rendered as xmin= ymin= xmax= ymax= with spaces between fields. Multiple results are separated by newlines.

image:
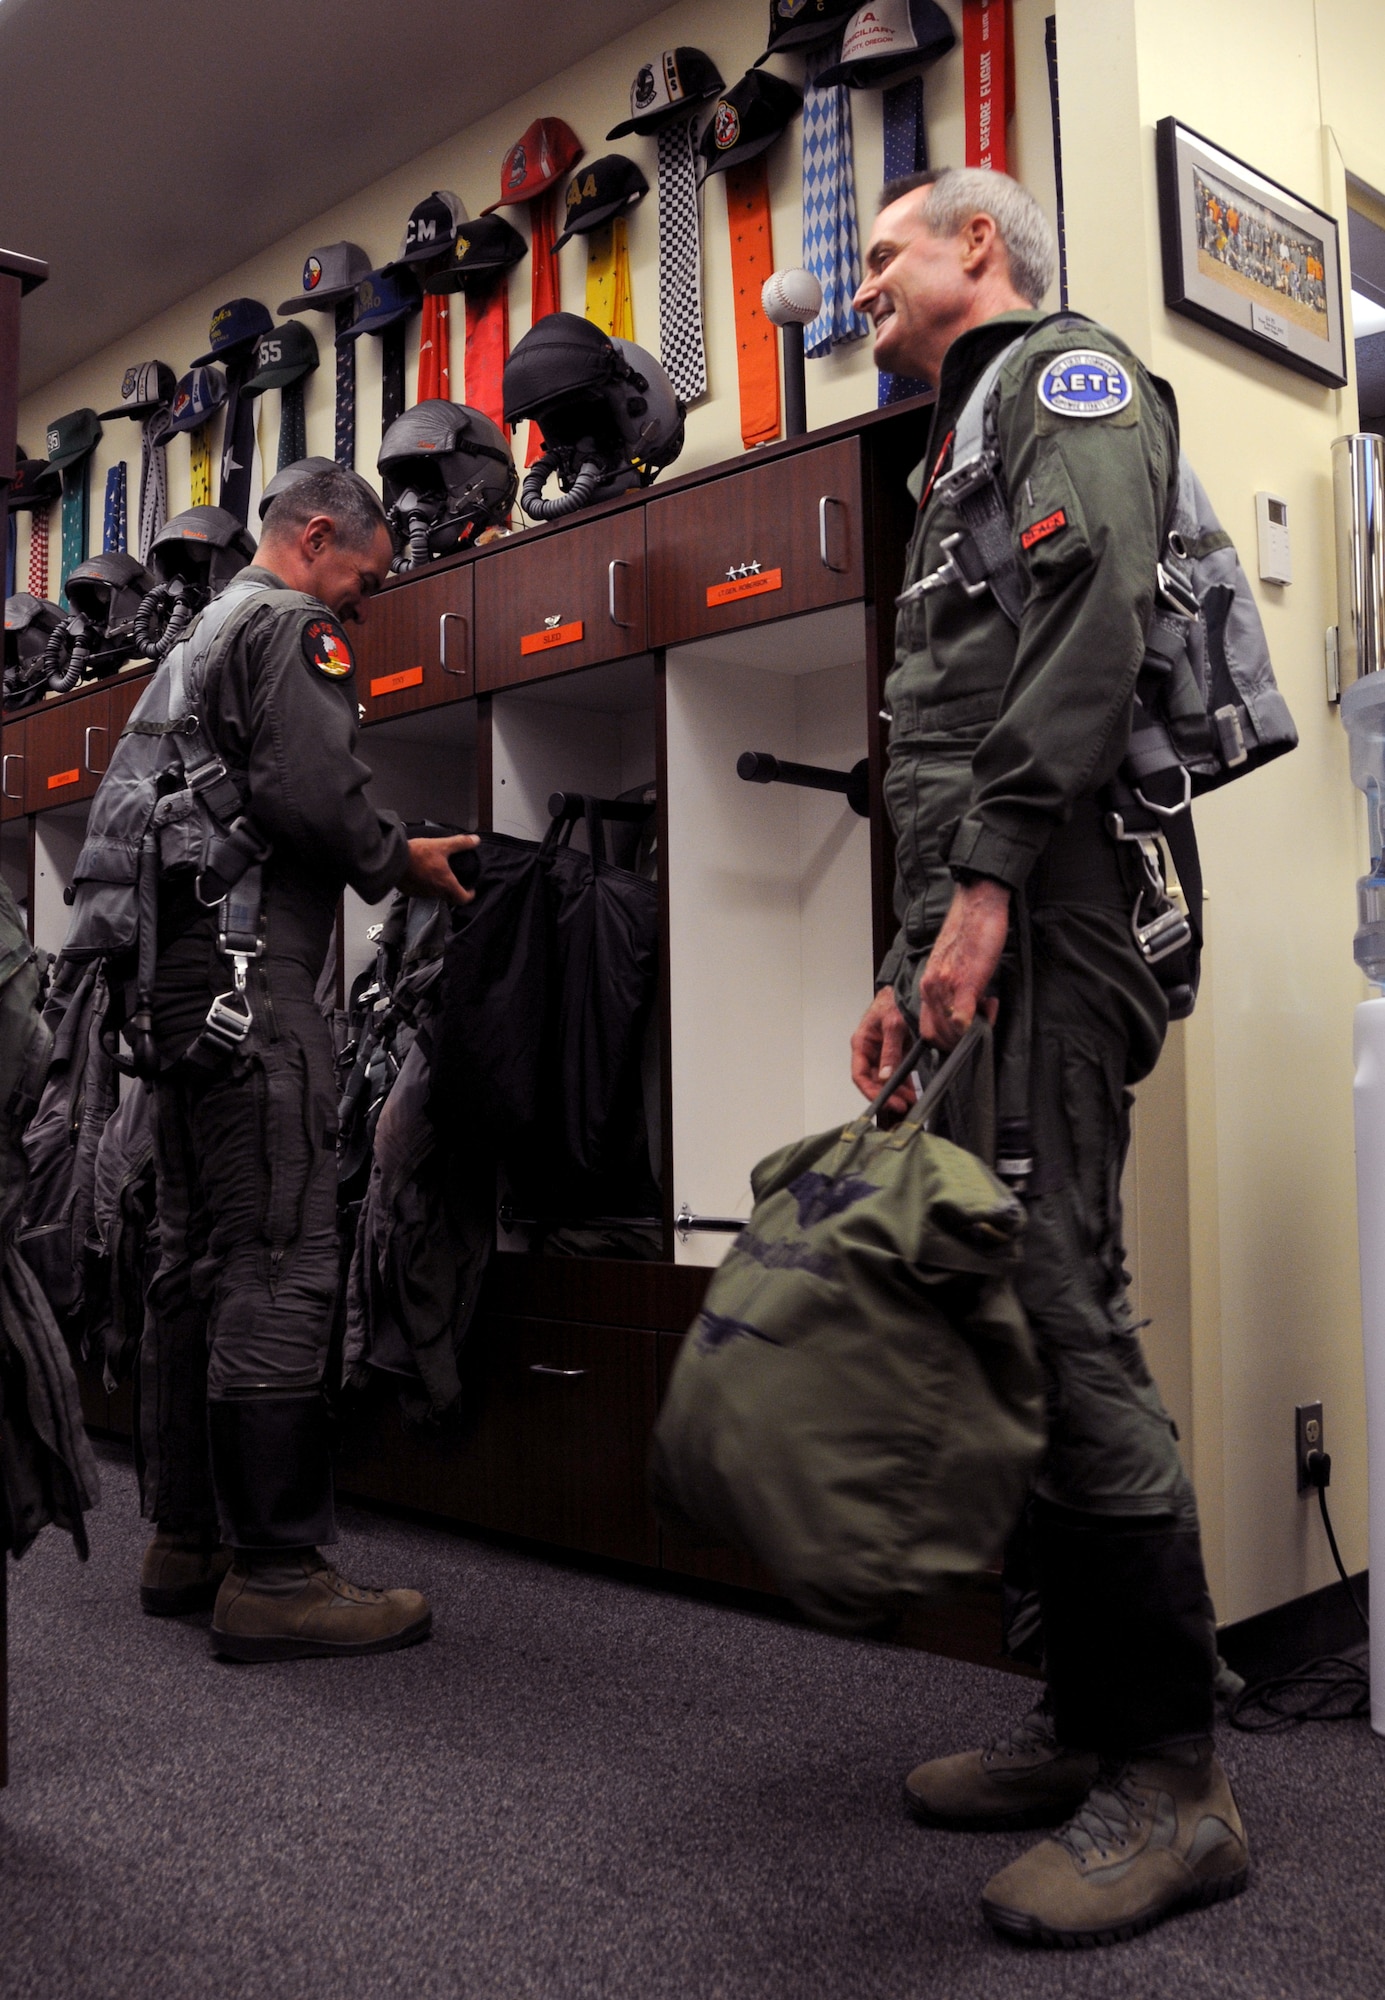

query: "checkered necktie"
xmin=102 ymin=461 xmax=128 ymax=553
xmin=334 ymin=301 xmax=357 ymax=468
xmin=656 ymin=114 xmax=707 ymax=403
xmin=137 ymin=408 xmax=169 ymax=562
xmin=878 ymin=78 xmax=931 ymax=405
xmin=27 ymin=505 xmax=49 ymax=598
xmin=801 ymin=41 xmax=870 ymax=359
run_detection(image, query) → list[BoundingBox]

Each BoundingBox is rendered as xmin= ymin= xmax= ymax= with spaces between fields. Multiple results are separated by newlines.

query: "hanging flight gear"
xmin=503 ymin=314 xmax=684 ymax=521
xmin=41 ymin=551 xmax=155 ymax=693
xmin=4 ymin=592 xmax=65 ymax=709
xmin=132 ymin=505 xmax=257 ymax=664
xmin=897 ymin=313 xmax=1297 ymax=1018
xmin=377 ymin=401 xmax=517 ymax=570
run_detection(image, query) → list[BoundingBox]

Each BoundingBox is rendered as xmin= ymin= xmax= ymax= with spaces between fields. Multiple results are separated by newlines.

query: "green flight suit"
xmin=879 ymin=311 xmax=1215 ymax=1753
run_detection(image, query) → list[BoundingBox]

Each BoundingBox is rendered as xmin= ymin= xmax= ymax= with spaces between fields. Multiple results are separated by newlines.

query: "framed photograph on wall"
xmin=1155 ymin=117 xmax=1348 ymax=388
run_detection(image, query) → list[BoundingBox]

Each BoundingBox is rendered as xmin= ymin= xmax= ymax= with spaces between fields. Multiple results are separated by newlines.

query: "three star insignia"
xmin=724 ymin=560 xmax=763 ymax=582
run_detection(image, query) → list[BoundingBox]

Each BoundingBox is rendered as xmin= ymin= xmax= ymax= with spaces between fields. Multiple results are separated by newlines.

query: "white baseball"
xmin=761 ymin=268 xmax=823 ymax=326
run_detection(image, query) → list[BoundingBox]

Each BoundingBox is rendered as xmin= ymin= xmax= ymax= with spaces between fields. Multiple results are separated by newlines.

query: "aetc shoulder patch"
xmin=302 ymin=616 xmax=355 ymax=681
xmin=1038 ymin=350 xmax=1133 ymax=420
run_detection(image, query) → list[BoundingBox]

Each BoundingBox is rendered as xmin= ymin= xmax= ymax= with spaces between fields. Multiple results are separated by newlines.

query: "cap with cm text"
xmin=386 ymin=191 xmax=469 ymax=274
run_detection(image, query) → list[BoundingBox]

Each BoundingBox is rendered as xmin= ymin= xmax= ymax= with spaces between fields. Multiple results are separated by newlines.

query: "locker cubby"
xmin=31 ymin=804 xmax=90 ymax=958
xmin=490 ymin=655 xmax=659 ymax=846
xmin=664 ymin=604 xmax=876 ymax=1267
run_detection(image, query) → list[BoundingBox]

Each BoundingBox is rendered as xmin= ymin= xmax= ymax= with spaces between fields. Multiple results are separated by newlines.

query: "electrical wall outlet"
xmin=1296 ymin=1402 xmax=1324 ymax=1492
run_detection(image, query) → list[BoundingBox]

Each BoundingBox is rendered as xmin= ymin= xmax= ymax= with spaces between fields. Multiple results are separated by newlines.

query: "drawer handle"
xmin=439 ymin=610 xmax=468 ymax=677
xmin=529 ymin=1363 xmax=587 ymax=1378
xmin=84 ymin=725 xmax=108 ymax=774
xmin=608 ymin=558 xmax=633 ymax=628
xmin=819 ymin=495 xmax=849 ymax=573
xmin=1 ymin=753 xmax=23 ymax=800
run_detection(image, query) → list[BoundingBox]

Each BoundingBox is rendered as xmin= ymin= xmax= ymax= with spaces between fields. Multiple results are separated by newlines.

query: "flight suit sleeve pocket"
xmin=1014 ymin=451 xmax=1092 ymax=595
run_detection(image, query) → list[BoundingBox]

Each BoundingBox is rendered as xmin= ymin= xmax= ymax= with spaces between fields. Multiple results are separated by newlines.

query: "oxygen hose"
xmin=520 ymin=454 xmax=606 ymax=522
xmin=134 ymin=580 xmax=199 ymax=662
xmin=43 ymin=613 xmax=95 ymax=694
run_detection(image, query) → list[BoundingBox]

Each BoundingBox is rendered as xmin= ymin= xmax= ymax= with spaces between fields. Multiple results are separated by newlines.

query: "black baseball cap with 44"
xmin=699 ymin=71 xmax=804 ymax=177
xmin=553 ymin=156 xmax=649 ymax=252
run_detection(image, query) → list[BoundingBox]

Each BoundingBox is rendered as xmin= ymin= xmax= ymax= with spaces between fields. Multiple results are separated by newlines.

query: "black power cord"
xmin=1227 ymin=1447 xmax=1370 ymax=1733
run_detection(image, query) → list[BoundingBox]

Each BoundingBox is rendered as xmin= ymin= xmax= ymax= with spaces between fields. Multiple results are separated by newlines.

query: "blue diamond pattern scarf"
xmin=801 ymin=40 xmax=870 ymax=359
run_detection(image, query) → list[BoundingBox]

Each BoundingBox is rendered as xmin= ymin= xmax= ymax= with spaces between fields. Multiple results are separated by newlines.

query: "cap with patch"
xmin=386 ymin=191 xmax=469 ymax=274
xmin=7 ymin=450 xmax=63 ymax=512
xmin=698 ymin=71 xmax=804 ymax=177
xmin=163 ymin=367 xmax=229 ymax=438
xmin=99 ymin=360 xmax=177 ymax=421
xmin=190 ymin=298 xmax=274 ymax=368
xmin=243 ymin=321 xmax=320 ymax=396
xmin=816 ymin=0 xmax=956 ymax=86
xmin=302 ymin=614 xmax=355 ymax=682
xmin=335 ymin=268 xmax=422 ymax=344
xmin=607 ymin=47 xmax=725 ymax=139
xmin=754 ymin=0 xmax=858 ymax=64
xmin=553 ymin=156 xmax=650 ymax=253
xmin=44 ymin=408 xmax=103 ymax=473
xmin=278 ymin=242 xmax=373 ymax=316
xmin=422 ymin=215 xmax=529 ymax=296
xmin=481 ymin=118 xmax=584 ymax=213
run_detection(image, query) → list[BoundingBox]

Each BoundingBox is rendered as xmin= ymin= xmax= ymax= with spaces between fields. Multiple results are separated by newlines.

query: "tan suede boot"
xmin=140 ymin=1531 xmax=233 ymax=1616
xmin=905 ymin=1704 xmax=1099 ymax=1830
xmin=981 ymin=1740 xmax=1249 ymax=1947
xmin=210 ymin=1551 xmax=432 ymax=1662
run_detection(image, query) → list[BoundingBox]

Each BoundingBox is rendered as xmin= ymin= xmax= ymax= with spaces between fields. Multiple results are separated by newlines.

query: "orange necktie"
xmin=723 ymin=156 xmax=781 ymax=449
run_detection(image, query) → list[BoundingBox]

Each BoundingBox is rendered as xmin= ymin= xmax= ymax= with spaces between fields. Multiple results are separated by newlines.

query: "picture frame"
xmin=1155 ymin=116 xmax=1348 ymax=388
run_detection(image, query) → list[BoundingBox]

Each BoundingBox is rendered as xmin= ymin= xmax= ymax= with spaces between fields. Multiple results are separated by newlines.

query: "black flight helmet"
xmin=502 ymin=313 xmax=684 ymax=522
xmin=44 ymin=551 xmax=157 ymax=693
xmin=4 ymin=593 xmax=65 ymax=710
xmin=134 ymin=505 xmax=258 ymax=662
xmin=377 ymin=400 xmax=517 ymax=570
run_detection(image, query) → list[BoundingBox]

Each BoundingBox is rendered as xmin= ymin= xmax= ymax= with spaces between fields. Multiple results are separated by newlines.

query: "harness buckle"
xmin=895 ymin=532 xmax=992 ymax=609
xmin=183 ymin=751 xmax=227 ymax=793
xmin=202 ymin=987 xmax=254 ymax=1051
xmin=1155 ymin=561 xmax=1200 ymax=619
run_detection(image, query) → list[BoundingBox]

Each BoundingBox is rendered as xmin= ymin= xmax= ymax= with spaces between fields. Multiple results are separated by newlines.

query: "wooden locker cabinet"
xmin=22 ymin=684 xmax=110 ymax=812
xmin=352 ymin=562 xmax=474 ymax=724
xmin=646 ymin=436 xmax=864 ymax=648
xmin=474 ymin=509 xmax=647 ymax=693
xmin=1 ymin=715 xmax=25 ymax=821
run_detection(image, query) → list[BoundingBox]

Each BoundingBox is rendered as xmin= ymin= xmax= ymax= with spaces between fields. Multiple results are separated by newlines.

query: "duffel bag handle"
xmin=860 ymin=1015 xmax=987 ymax=1131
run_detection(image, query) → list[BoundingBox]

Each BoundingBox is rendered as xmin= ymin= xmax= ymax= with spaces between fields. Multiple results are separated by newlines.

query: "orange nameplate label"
xmin=520 ymin=619 xmax=585 ymax=656
xmin=706 ymin=567 xmax=783 ymax=608
xmin=48 ymin=767 xmax=80 ymax=791
xmin=369 ymin=665 xmax=425 ymax=697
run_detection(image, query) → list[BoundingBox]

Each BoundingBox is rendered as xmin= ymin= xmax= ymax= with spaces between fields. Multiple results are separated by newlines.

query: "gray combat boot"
xmin=211 ymin=1551 xmax=432 ymax=1663
xmin=981 ymin=1738 xmax=1249 ymax=1947
xmin=140 ymin=1530 xmax=232 ymax=1616
xmin=905 ymin=1701 xmax=1099 ymax=1830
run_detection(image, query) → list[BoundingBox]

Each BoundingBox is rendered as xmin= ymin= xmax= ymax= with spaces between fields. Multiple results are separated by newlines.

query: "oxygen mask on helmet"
xmin=42 ymin=552 xmax=155 ymax=695
xmin=378 ymin=400 xmax=517 ymax=571
xmin=133 ymin=506 xmax=257 ymax=663
xmin=4 ymin=594 xmax=65 ymax=711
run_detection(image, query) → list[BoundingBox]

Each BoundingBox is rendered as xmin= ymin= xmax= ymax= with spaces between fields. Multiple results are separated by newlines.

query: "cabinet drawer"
xmin=474 ymin=511 xmax=647 ymax=692
xmin=352 ymin=563 xmax=474 ymax=723
xmin=23 ymin=685 xmax=110 ymax=812
xmin=1 ymin=715 xmax=26 ymax=822
xmin=647 ymin=437 xmax=863 ymax=647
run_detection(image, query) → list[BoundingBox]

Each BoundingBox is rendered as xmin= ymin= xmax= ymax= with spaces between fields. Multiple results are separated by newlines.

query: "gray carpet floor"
xmin=2 ymin=1444 xmax=1382 ymax=2000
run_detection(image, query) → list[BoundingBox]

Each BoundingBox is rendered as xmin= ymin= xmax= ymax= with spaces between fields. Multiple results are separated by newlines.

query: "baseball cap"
xmin=44 ymin=408 xmax=103 ymax=473
xmin=7 ymin=449 xmax=63 ymax=511
xmin=816 ymin=0 xmax=956 ymax=85
xmin=99 ymin=360 xmax=177 ymax=421
xmin=386 ymin=191 xmax=469 ymax=274
xmin=481 ymin=118 xmax=584 ymax=213
xmin=755 ymin=0 xmax=859 ymax=63
xmin=163 ymin=367 xmax=228 ymax=438
xmin=607 ymin=48 xmax=725 ymax=138
xmin=243 ymin=321 xmax=320 ymax=396
xmin=553 ymin=156 xmax=649 ymax=252
xmin=699 ymin=72 xmax=804 ymax=177
xmin=422 ymin=215 xmax=528 ymax=295
xmin=335 ymin=268 xmax=422 ymax=343
xmin=278 ymin=242 xmax=373 ymax=316
xmin=190 ymin=298 xmax=274 ymax=368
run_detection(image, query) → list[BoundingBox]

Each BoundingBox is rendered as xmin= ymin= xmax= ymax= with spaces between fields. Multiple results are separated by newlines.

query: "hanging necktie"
xmin=278 ymin=379 xmax=307 ymax=469
xmin=381 ymin=324 xmax=407 ymax=438
xmin=724 ymin=156 xmax=781 ymax=449
xmin=464 ymin=282 xmax=510 ymax=434
xmin=189 ymin=424 xmax=213 ymax=506
xmin=27 ymin=506 xmax=50 ymax=598
xmin=1044 ymin=15 xmax=1070 ymax=310
xmin=801 ymin=42 xmax=870 ymax=358
xmin=334 ymin=301 xmax=357 ymax=468
xmin=219 ymin=356 xmax=256 ymax=525
xmin=963 ymin=0 xmax=1013 ymax=172
xmin=137 ymin=408 xmax=169 ymax=562
xmin=102 ymin=462 xmax=128 ymax=554
xmin=526 ymin=189 xmax=561 ymax=465
xmin=417 ymin=294 xmax=452 ymax=402
xmin=656 ymin=115 xmax=707 ymax=403
xmin=584 ymin=218 xmax=634 ymax=340
xmin=59 ymin=462 xmax=90 ymax=606
xmin=878 ymin=77 xmax=932 ymax=406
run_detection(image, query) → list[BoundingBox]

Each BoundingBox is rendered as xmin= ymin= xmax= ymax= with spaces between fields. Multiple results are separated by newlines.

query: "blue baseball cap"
xmin=164 ymin=366 xmax=228 ymax=437
xmin=335 ymin=267 xmax=422 ymax=343
xmin=190 ymin=297 xmax=274 ymax=367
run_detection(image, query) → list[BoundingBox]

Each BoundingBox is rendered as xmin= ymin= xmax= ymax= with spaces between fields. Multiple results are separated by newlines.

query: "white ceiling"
xmin=1 ymin=0 xmax=675 ymax=397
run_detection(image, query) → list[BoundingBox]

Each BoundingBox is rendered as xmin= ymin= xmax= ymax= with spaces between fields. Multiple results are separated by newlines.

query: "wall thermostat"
xmin=1255 ymin=490 xmax=1292 ymax=585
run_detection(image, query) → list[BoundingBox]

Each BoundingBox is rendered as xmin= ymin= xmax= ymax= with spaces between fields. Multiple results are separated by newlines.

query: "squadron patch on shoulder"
xmin=1037 ymin=350 xmax=1133 ymax=419
xmin=302 ymin=616 xmax=355 ymax=681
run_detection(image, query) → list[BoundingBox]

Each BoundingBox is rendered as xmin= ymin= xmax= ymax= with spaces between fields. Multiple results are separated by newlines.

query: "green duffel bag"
xmin=649 ymin=1021 xmax=1045 ymax=1633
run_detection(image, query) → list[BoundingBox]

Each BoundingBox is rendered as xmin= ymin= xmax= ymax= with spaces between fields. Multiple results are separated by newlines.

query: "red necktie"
xmin=27 ymin=505 xmax=50 ymax=599
xmin=525 ymin=189 xmax=561 ymax=465
xmin=417 ymin=293 xmax=451 ymax=402
xmin=464 ymin=282 xmax=510 ymax=435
